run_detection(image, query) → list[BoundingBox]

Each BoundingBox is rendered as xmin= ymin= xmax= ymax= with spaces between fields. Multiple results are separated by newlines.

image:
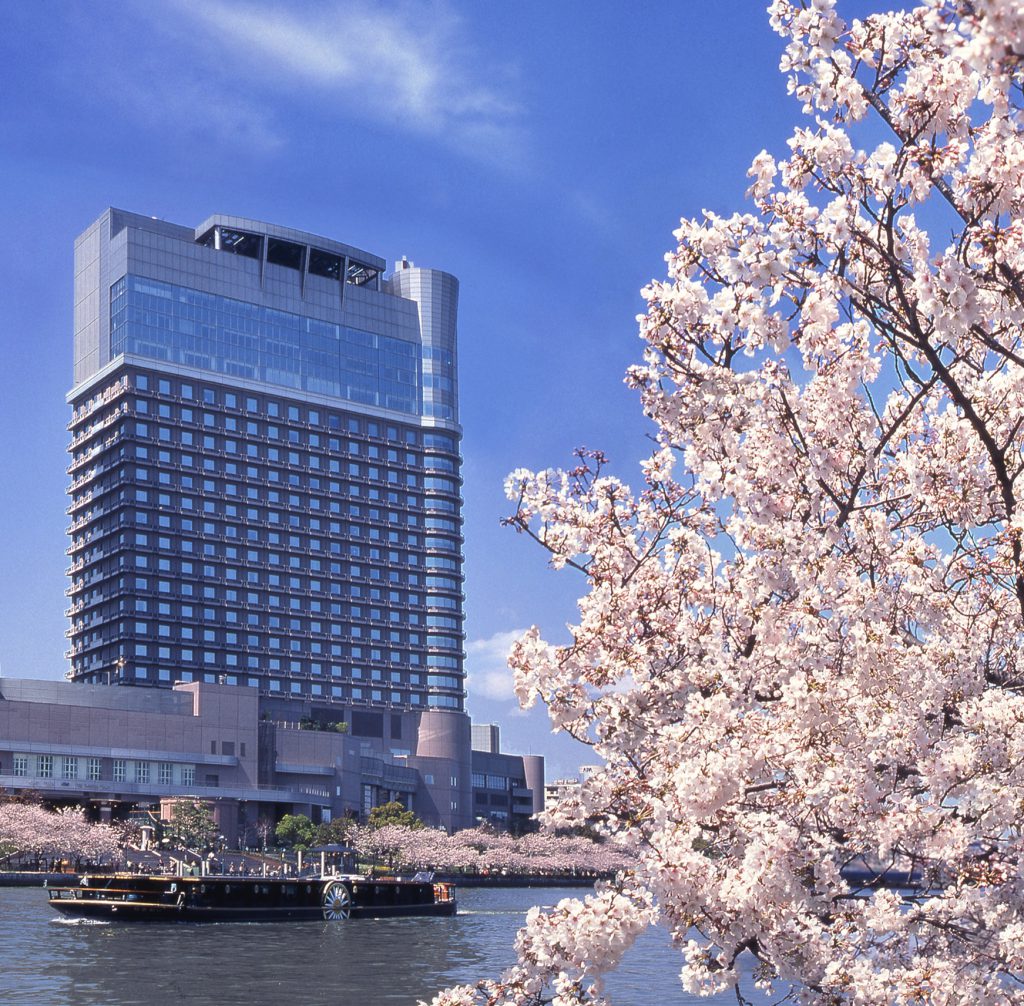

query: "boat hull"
xmin=47 ymin=874 xmax=456 ymax=923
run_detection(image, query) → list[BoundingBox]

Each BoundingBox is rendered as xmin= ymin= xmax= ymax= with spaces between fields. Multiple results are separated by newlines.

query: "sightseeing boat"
xmin=46 ymin=873 xmax=456 ymax=922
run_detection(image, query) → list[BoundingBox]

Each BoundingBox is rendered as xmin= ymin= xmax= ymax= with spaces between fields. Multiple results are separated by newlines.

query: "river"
xmin=0 ymin=884 xmax=770 ymax=1005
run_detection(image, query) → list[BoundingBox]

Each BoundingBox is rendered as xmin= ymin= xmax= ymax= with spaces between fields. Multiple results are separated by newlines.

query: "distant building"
xmin=470 ymin=750 xmax=544 ymax=832
xmin=469 ymin=723 xmax=543 ymax=831
xmin=543 ymin=765 xmax=601 ymax=811
xmin=471 ymin=722 xmax=501 ymax=754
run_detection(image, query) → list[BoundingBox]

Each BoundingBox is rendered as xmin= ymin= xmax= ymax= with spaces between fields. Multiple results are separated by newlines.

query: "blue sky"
xmin=0 ymin=1 xmax=867 ymax=778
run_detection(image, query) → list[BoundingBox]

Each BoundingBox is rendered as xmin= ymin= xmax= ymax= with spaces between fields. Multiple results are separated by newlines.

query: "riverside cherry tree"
xmin=0 ymin=803 xmax=120 ymax=867
xmin=433 ymin=2 xmax=1024 ymax=1004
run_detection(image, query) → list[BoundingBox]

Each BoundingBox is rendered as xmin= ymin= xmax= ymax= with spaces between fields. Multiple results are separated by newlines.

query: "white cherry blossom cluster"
xmin=350 ymin=824 xmax=630 ymax=877
xmin=435 ymin=2 xmax=1024 ymax=1004
xmin=0 ymin=802 xmax=122 ymax=865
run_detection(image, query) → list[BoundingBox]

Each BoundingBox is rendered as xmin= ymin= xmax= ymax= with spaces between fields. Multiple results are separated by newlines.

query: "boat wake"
xmin=49 ymin=916 xmax=110 ymax=926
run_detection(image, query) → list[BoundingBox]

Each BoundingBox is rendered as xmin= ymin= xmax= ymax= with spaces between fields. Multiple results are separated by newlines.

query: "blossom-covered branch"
xmin=436 ymin=2 xmax=1024 ymax=1003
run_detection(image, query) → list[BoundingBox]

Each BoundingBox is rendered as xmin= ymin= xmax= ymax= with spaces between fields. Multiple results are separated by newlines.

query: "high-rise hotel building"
xmin=67 ymin=209 xmax=463 ymax=700
xmin=64 ymin=210 xmax=474 ymax=826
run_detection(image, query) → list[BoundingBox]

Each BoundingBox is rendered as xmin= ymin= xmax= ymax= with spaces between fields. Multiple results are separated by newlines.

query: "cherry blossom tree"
xmin=0 ymin=802 xmax=121 ymax=867
xmin=348 ymin=823 xmax=627 ymax=877
xmin=432 ymin=2 xmax=1024 ymax=1004
xmin=166 ymin=799 xmax=218 ymax=851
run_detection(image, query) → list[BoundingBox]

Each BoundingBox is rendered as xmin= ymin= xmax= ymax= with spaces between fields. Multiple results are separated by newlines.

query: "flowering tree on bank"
xmin=433 ymin=2 xmax=1024 ymax=1004
xmin=349 ymin=824 xmax=628 ymax=877
xmin=0 ymin=802 xmax=121 ymax=868
xmin=166 ymin=799 xmax=219 ymax=851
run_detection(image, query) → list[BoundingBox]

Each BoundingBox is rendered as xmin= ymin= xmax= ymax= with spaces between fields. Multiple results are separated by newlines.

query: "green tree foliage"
xmin=167 ymin=800 xmax=218 ymax=851
xmin=313 ymin=817 xmax=354 ymax=847
xmin=366 ymin=801 xmax=423 ymax=831
xmin=274 ymin=813 xmax=316 ymax=848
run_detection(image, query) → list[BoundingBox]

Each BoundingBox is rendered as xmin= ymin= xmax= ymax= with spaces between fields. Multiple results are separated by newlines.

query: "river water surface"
xmin=0 ymin=884 xmax=769 ymax=1005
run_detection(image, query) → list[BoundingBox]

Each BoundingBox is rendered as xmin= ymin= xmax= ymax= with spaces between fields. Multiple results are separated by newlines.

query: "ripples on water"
xmin=0 ymin=885 xmax=769 ymax=1005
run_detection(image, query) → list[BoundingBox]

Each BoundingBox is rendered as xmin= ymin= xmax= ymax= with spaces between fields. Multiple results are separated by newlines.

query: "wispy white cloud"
xmin=465 ymin=628 xmax=527 ymax=701
xmin=158 ymin=0 xmax=525 ymax=164
xmin=113 ymin=69 xmax=286 ymax=154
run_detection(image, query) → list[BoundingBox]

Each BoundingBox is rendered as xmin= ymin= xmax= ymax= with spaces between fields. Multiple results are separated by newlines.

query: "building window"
xmin=137 ymin=761 xmax=150 ymax=784
xmin=113 ymin=759 xmax=126 ymax=783
xmin=158 ymin=762 xmax=173 ymax=785
xmin=87 ymin=757 xmax=102 ymax=781
xmin=62 ymin=756 xmax=79 ymax=780
xmin=181 ymin=766 xmax=195 ymax=786
xmin=38 ymin=755 xmax=53 ymax=778
xmin=13 ymin=754 xmax=28 ymax=777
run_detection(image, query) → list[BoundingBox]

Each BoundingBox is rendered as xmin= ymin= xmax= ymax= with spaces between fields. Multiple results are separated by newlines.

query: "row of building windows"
xmin=61 ymin=665 xmax=464 ymax=710
xmin=125 ymin=637 xmax=461 ymax=660
xmin=71 ymin=527 xmax=461 ymax=574
xmin=70 ymin=609 xmax=463 ymax=648
xmin=128 ymin=429 xmax=457 ymax=479
xmin=71 ymin=602 xmax=458 ymax=642
xmin=71 ymin=480 xmax=460 ymax=527
xmin=127 ymin=551 xmax=431 ymax=575
xmin=128 ymin=402 xmax=450 ymax=464
xmin=126 ymin=595 xmax=454 ymax=620
xmin=68 ymin=574 xmax=463 ymax=614
xmin=127 ymin=434 xmax=460 ymax=492
xmin=130 ymin=461 xmax=429 ymax=491
xmin=76 ymin=373 xmax=460 ymax=458
xmin=471 ymin=772 xmax=528 ymax=790
xmin=121 ymin=484 xmax=455 ymax=513
xmin=77 ymin=498 xmax=444 ymax=536
xmin=9 ymin=753 xmax=195 ymax=786
xmin=72 ymin=437 xmax=457 ymax=487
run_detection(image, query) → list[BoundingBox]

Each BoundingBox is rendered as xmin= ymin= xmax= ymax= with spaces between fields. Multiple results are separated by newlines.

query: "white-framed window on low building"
xmin=13 ymin=754 xmax=28 ymax=777
xmin=87 ymin=757 xmax=102 ymax=782
xmin=113 ymin=759 xmax=126 ymax=783
xmin=136 ymin=761 xmax=150 ymax=784
xmin=158 ymin=762 xmax=172 ymax=785
xmin=181 ymin=765 xmax=195 ymax=786
xmin=62 ymin=756 xmax=79 ymax=780
xmin=38 ymin=755 xmax=53 ymax=779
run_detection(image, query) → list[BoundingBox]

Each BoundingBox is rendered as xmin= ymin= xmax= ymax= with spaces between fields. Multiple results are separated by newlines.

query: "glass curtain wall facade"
xmin=66 ymin=210 xmax=465 ymax=720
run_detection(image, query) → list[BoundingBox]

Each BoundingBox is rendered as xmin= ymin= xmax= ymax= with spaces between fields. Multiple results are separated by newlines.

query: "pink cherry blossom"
xmin=432 ymin=2 xmax=1024 ymax=1004
xmin=0 ymin=802 xmax=121 ymax=867
xmin=350 ymin=823 xmax=629 ymax=878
